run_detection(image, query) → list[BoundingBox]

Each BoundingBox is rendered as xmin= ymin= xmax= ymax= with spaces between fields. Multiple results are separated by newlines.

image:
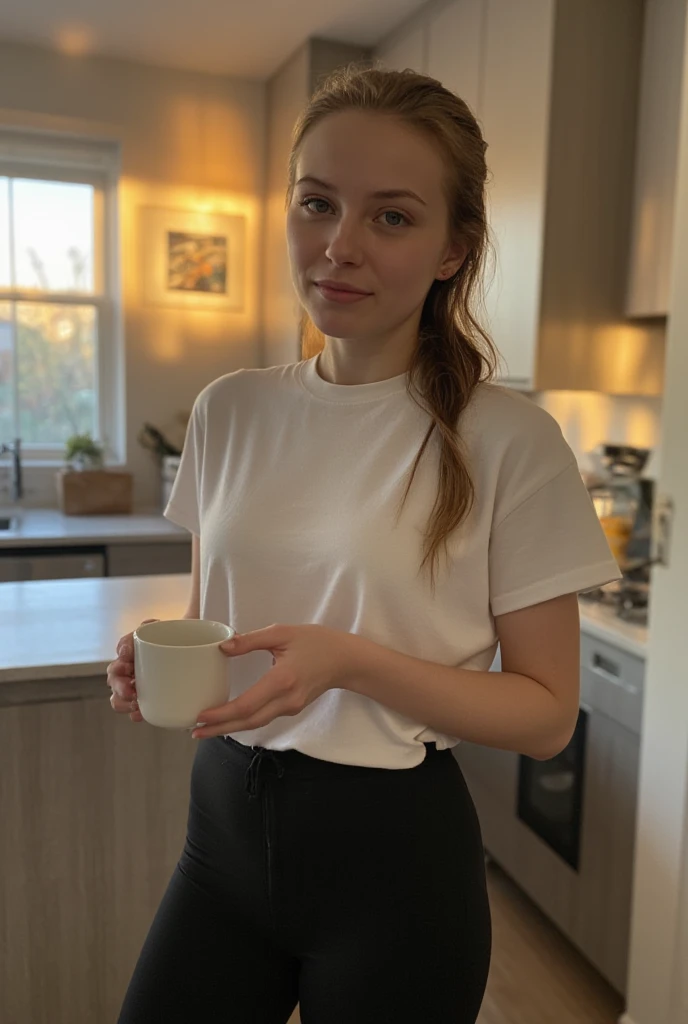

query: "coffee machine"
xmin=585 ymin=444 xmax=654 ymax=624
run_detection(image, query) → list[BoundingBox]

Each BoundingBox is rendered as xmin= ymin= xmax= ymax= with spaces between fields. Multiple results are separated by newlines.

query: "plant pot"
xmin=56 ymin=469 xmax=133 ymax=516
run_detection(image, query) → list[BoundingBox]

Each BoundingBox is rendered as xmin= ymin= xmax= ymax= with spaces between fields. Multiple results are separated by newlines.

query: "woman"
xmin=109 ymin=66 xmax=620 ymax=1023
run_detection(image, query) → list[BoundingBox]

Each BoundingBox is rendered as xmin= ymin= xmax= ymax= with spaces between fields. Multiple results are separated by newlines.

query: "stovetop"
xmin=580 ymin=577 xmax=649 ymax=627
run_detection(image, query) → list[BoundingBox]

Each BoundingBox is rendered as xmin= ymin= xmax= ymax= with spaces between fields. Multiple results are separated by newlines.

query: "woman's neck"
xmin=317 ymin=335 xmax=415 ymax=386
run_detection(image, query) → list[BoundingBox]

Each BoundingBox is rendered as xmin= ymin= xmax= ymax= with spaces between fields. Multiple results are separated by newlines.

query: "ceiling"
xmin=0 ymin=0 xmax=424 ymax=80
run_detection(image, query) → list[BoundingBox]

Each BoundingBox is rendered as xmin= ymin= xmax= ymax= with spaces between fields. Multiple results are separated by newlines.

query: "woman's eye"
xmin=301 ymin=198 xmax=332 ymax=214
xmin=380 ymin=210 xmax=408 ymax=227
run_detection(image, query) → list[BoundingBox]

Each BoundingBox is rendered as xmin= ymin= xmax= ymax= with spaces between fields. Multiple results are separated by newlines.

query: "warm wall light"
xmin=55 ymin=26 xmax=94 ymax=57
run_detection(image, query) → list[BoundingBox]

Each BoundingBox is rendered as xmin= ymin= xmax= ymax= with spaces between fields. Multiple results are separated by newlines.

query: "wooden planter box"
xmin=56 ymin=469 xmax=133 ymax=516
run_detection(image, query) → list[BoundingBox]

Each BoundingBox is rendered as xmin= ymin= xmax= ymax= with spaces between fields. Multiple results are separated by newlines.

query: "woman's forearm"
xmin=344 ymin=634 xmax=577 ymax=761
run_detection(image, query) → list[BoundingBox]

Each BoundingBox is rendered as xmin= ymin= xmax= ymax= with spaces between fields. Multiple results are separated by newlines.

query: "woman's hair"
xmin=287 ymin=65 xmax=498 ymax=588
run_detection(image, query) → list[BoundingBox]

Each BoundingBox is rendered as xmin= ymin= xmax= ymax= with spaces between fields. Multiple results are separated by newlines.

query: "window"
xmin=0 ymin=130 xmax=122 ymax=462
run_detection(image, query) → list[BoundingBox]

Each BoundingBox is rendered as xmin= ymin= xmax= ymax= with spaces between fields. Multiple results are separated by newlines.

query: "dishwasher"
xmin=0 ymin=547 xmax=107 ymax=582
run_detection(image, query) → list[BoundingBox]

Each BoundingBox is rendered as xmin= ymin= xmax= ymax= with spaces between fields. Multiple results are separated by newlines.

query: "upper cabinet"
xmin=375 ymin=0 xmax=666 ymax=395
xmin=626 ymin=0 xmax=687 ymax=318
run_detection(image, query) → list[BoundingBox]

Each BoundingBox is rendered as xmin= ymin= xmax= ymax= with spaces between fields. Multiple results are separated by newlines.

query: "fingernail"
xmin=121 ymin=644 xmax=132 ymax=656
xmin=221 ymin=639 xmax=236 ymax=651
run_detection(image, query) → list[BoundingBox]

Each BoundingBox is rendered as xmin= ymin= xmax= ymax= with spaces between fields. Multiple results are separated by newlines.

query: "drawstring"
xmin=244 ymin=746 xmax=285 ymax=799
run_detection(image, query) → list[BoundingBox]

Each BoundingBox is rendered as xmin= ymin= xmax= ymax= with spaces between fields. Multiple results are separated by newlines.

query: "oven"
xmin=454 ymin=632 xmax=645 ymax=994
xmin=517 ymin=707 xmax=588 ymax=871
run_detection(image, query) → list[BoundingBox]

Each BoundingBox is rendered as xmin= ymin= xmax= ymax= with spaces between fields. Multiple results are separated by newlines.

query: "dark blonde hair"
xmin=288 ymin=66 xmax=498 ymax=587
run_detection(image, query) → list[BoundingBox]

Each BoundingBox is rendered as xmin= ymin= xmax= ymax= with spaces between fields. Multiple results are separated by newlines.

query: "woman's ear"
xmin=437 ymin=240 xmax=469 ymax=280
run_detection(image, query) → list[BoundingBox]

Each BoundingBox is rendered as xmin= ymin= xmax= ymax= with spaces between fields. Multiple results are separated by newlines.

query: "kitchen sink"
xmin=0 ymin=516 xmax=17 ymax=531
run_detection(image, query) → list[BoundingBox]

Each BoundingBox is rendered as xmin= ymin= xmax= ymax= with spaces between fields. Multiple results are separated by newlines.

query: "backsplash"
xmin=533 ymin=391 xmax=663 ymax=479
xmin=2 ymin=388 xmax=664 ymax=510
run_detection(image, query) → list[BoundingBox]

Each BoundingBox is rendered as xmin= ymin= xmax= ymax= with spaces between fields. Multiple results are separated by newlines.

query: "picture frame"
xmin=141 ymin=206 xmax=246 ymax=311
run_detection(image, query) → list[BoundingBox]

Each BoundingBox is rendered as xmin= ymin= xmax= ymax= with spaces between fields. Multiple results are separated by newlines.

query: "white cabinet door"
xmin=427 ymin=0 xmax=483 ymax=114
xmin=376 ymin=20 xmax=427 ymax=74
xmin=480 ymin=0 xmax=555 ymax=386
xmin=626 ymin=0 xmax=687 ymax=317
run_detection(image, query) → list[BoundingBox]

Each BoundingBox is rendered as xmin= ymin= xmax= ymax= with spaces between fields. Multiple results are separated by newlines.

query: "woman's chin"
xmin=308 ymin=310 xmax=373 ymax=340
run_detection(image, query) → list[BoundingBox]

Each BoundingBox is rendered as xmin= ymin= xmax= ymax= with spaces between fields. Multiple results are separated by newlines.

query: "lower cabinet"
xmin=106 ymin=541 xmax=191 ymax=577
xmin=0 ymin=685 xmax=195 ymax=1024
xmin=569 ymin=709 xmax=641 ymax=993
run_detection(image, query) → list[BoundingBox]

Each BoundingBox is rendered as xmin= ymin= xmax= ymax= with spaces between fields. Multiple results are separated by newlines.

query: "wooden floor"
xmin=478 ymin=863 xmax=623 ymax=1024
xmin=288 ymin=862 xmax=624 ymax=1024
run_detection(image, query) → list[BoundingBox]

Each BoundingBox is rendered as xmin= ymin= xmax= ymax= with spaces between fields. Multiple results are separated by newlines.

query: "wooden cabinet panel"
xmin=427 ymin=0 xmax=483 ymax=113
xmin=626 ymin=0 xmax=687 ymax=316
xmin=107 ymin=541 xmax=191 ymax=577
xmin=0 ymin=688 xmax=195 ymax=1024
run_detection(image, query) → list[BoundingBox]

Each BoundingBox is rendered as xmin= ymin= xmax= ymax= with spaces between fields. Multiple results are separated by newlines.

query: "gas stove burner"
xmin=617 ymin=580 xmax=649 ymax=625
xmin=580 ymin=579 xmax=649 ymax=627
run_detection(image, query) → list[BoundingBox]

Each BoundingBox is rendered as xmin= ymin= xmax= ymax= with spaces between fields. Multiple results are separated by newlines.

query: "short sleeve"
xmin=489 ymin=459 xmax=622 ymax=617
xmin=163 ymin=395 xmax=203 ymax=537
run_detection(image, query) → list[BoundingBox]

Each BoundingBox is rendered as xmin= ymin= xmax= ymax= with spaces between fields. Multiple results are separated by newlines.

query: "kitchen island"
xmin=0 ymin=573 xmax=194 ymax=1024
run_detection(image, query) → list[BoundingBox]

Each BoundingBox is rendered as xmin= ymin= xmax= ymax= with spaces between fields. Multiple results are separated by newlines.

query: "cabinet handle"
xmin=590 ymin=653 xmax=639 ymax=694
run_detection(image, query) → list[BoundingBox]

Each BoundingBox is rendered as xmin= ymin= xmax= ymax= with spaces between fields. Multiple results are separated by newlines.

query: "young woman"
xmin=109 ymin=66 xmax=620 ymax=1023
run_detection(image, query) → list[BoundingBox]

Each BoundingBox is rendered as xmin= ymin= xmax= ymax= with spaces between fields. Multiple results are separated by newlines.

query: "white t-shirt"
xmin=164 ymin=355 xmax=621 ymax=769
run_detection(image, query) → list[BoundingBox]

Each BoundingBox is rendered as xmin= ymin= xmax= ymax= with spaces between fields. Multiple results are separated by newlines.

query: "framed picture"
xmin=141 ymin=207 xmax=246 ymax=311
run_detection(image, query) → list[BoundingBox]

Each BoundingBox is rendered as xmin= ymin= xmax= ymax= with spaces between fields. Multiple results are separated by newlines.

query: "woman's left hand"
xmin=191 ymin=623 xmax=359 ymax=738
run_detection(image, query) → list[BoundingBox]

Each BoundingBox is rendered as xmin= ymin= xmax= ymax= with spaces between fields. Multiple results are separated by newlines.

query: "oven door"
xmin=516 ymin=707 xmax=588 ymax=870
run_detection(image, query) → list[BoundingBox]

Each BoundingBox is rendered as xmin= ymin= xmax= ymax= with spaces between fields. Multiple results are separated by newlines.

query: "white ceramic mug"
xmin=133 ymin=619 xmax=235 ymax=729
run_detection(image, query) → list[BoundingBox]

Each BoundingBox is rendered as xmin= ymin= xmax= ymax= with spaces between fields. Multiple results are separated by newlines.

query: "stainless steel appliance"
xmin=585 ymin=446 xmax=655 ymax=627
xmin=517 ymin=708 xmax=588 ymax=870
xmin=456 ymin=632 xmax=644 ymax=994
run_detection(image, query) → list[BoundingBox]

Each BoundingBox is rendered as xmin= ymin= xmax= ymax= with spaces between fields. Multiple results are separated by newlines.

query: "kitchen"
xmin=0 ymin=1 xmax=687 ymax=1023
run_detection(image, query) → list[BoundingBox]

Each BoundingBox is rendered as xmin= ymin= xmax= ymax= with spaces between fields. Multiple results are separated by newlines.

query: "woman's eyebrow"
xmin=295 ymin=175 xmax=427 ymax=206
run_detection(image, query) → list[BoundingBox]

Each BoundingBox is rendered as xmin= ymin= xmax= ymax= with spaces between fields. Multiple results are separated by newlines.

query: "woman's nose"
xmin=325 ymin=219 xmax=364 ymax=266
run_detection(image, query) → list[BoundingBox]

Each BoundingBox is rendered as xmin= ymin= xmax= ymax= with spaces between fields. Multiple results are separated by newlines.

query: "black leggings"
xmin=118 ymin=736 xmax=492 ymax=1023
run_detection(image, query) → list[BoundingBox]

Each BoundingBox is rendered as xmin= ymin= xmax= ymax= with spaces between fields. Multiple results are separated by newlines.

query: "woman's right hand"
xmin=107 ymin=619 xmax=159 ymax=722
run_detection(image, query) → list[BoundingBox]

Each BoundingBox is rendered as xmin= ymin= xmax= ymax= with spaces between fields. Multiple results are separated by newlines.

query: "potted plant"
xmin=56 ymin=433 xmax=133 ymax=515
xmin=138 ymin=415 xmax=188 ymax=509
xmin=64 ymin=434 xmax=105 ymax=471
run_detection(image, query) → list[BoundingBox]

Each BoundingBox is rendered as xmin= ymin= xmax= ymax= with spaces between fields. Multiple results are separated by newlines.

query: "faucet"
xmin=0 ymin=438 xmax=23 ymax=502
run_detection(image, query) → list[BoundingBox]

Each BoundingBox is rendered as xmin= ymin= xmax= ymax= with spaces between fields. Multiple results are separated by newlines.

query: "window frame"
xmin=0 ymin=132 xmax=123 ymax=465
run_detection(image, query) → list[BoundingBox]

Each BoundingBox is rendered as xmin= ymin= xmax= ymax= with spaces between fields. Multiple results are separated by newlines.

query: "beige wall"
xmin=262 ymin=44 xmax=310 ymax=369
xmin=0 ymin=39 xmax=265 ymax=508
xmin=533 ymin=390 xmax=663 ymax=477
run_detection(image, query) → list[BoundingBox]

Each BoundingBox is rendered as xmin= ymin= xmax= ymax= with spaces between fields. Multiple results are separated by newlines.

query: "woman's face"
xmin=287 ymin=111 xmax=464 ymax=350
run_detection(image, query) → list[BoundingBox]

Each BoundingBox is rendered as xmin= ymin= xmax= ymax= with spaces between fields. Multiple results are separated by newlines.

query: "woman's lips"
xmin=314 ymin=282 xmax=372 ymax=304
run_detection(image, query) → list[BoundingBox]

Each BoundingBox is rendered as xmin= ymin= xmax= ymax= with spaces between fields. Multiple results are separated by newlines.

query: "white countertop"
xmin=0 ymin=508 xmax=190 ymax=548
xmin=0 ymin=573 xmax=648 ymax=687
xmin=0 ymin=573 xmax=191 ymax=684
xmin=578 ymin=600 xmax=648 ymax=660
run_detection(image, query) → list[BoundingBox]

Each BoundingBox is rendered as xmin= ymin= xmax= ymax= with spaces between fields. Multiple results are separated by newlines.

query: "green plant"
xmin=64 ymin=433 xmax=104 ymax=471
